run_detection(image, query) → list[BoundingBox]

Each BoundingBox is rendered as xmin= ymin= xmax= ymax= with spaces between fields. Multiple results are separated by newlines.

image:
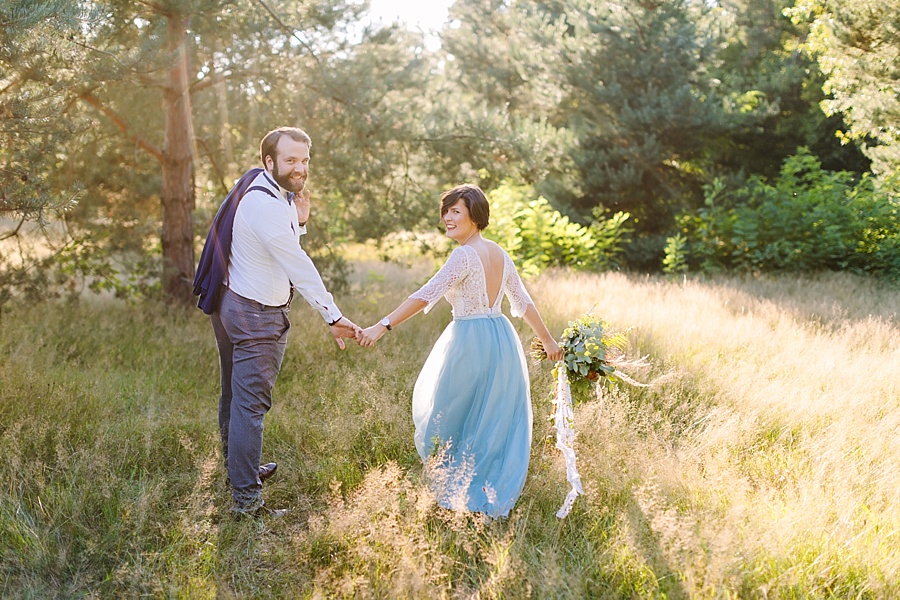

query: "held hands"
xmin=543 ymin=338 xmax=564 ymax=362
xmin=329 ymin=315 xmax=389 ymax=350
xmin=330 ymin=317 xmax=361 ymax=350
xmin=357 ymin=323 xmax=387 ymax=348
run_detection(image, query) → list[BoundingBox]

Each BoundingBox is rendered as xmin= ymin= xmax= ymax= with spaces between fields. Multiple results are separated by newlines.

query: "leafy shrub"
xmin=675 ymin=150 xmax=900 ymax=279
xmin=662 ymin=233 xmax=688 ymax=275
xmin=484 ymin=181 xmax=631 ymax=277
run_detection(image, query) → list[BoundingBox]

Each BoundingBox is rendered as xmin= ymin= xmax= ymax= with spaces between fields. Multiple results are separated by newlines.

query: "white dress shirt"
xmin=226 ymin=170 xmax=342 ymax=324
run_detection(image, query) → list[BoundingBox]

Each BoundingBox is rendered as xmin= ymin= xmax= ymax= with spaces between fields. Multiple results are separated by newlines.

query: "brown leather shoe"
xmin=230 ymin=502 xmax=289 ymax=520
xmin=226 ymin=463 xmax=278 ymax=488
xmin=258 ymin=462 xmax=278 ymax=483
xmin=257 ymin=505 xmax=289 ymax=519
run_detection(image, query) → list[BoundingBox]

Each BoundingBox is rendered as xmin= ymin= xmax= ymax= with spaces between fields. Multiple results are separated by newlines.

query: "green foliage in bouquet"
xmin=533 ymin=313 xmax=643 ymax=402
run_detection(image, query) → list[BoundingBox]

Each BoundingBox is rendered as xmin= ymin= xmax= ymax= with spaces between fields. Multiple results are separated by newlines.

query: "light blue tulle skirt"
xmin=412 ymin=313 xmax=532 ymax=518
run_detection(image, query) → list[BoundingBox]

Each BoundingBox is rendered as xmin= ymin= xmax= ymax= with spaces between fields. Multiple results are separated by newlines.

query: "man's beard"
xmin=271 ymin=162 xmax=306 ymax=194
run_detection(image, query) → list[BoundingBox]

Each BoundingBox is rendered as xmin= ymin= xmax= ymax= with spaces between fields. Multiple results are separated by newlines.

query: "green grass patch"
xmin=2 ymin=264 xmax=899 ymax=597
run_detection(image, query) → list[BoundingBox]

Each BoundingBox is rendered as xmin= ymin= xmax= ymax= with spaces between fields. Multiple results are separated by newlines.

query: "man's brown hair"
xmin=259 ymin=127 xmax=312 ymax=165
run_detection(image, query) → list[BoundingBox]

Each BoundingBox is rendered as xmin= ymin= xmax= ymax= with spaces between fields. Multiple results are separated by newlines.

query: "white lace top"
xmin=409 ymin=245 xmax=534 ymax=318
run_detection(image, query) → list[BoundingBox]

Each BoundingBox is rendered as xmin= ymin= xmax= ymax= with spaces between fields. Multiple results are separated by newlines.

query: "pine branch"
xmin=252 ymin=0 xmax=374 ymax=120
xmin=0 ymin=67 xmax=37 ymax=97
xmin=67 ymin=38 xmax=128 ymax=68
xmin=78 ymin=92 xmax=164 ymax=161
xmin=193 ymin=135 xmax=229 ymax=195
xmin=136 ymin=73 xmax=169 ymax=90
xmin=410 ymin=134 xmax=505 ymax=144
xmin=0 ymin=217 xmax=25 ymax=242
xmin=255 ymin=0 xmax=320 ymax=59
xmin=190 ymin=70 xmax=230 ymax=94
xmin=134 ymin=0 xmax=170 ymax=18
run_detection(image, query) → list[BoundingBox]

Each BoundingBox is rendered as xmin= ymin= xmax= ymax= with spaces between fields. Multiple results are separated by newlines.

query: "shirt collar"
xmin=262 ymin=171 xmax=292 ymax=203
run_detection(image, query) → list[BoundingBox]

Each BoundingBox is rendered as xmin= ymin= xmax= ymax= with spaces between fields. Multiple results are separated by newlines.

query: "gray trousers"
xmin=211 ymin=287 xmax=290 ymax=509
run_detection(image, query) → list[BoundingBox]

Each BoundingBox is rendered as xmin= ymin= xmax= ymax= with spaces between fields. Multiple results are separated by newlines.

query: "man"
xmin=205 ymin=127 xmax=360 ymax=518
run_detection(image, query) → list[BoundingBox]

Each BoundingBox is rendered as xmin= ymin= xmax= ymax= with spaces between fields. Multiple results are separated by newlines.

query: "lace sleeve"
xmin=504 ymin=251 xmax=534 ymax=318
xmin=409 ymin=246 xmax=471 ymax=313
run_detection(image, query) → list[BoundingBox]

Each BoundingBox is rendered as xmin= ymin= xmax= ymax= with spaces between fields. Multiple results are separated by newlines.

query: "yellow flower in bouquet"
xmin=533 ymin=312 xmax=649 ymax=518
xmin=532 ymin=313 xmax=646 ymax=402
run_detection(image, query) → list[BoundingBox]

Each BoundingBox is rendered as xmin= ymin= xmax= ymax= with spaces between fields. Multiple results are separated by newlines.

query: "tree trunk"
xmin=160 ymin=13 xmax=196 ymax=304
xmin=215 ymin=74 xmax=235 ymax=174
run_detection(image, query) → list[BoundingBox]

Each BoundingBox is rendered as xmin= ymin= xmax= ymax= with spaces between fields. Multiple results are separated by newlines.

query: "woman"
xmin=359 ymin=184 xmax=563 ymax=518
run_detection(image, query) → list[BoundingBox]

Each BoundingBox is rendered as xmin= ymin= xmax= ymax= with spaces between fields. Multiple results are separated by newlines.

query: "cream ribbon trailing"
xmin=554 ymin=364 xmax=583 ymax=518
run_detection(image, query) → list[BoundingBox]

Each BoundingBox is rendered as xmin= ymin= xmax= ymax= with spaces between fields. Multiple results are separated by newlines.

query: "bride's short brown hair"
xmin=440 ymin=184 xmax=490 ymax=230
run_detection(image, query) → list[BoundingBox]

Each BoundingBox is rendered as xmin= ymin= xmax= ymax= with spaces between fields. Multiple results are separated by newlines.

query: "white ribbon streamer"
xmin=554 ymin=364 xmax=583 ymax=518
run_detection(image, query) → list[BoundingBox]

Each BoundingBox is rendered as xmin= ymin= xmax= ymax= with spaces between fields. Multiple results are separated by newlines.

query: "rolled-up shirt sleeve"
xmin=268 ymin=233 xmax=342 ymax=323
xmin=247 ymin=201 xmax=342 ymax=324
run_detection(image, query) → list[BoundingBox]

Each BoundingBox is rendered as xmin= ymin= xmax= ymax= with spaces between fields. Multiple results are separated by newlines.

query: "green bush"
xmin=662 ymin=233 xmax=689 ymax=275
xmin=484 ymin=181 xmax=631 ymax=277
xmin=675 ymin=150 xmax=900 ymax=279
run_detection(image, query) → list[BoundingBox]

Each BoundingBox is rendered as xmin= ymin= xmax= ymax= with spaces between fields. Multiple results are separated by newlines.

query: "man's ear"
xmin=264 ymin=155 xmax=273 ymax=171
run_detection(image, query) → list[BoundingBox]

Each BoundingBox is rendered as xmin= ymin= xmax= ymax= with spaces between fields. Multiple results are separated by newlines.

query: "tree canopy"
xmin=792 ymin=0 xmax=900 ymax=176
xmin=0 ymin=0 xmax=91 ymax=222
xmin=1 ymin=0 xmax=897 ymax=305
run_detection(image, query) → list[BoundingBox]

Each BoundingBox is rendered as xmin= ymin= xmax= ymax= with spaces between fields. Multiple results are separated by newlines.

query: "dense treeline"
xmin=1 ymin=0 xmax=898 ymax=306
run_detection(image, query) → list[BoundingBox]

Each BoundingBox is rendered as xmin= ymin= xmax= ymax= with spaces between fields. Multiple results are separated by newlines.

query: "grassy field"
xmin=1 ymin=257 xmax=899 ymax=598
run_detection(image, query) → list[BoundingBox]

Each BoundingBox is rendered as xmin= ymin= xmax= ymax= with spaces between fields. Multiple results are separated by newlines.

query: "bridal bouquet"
xmin=532 ymin=313 xmax=648 ymax=518
xmin=532 ymin=313 xmax=645 ymax=399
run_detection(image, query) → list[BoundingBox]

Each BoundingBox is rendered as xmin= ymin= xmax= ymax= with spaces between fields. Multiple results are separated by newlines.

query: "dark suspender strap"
xmin=246 ymin=186 xmax=278 ymax=199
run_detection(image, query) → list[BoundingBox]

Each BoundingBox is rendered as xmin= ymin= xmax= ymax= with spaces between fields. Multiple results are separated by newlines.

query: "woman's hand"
xmin=358 ymin=324 xmax=386 ymax=348
xmin=543 ymin=338 xmax=564 ymax=362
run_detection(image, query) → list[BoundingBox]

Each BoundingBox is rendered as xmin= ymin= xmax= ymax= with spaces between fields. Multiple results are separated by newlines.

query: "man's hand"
xmin=295 ymin=189 xmax=311 ymax=225
xmin=330 ymin=316 xmax=361 ymax=350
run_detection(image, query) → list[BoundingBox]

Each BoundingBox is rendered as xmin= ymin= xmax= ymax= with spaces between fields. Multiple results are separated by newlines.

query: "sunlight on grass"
xmin=1 ymin=260 xmax=898 ymax=597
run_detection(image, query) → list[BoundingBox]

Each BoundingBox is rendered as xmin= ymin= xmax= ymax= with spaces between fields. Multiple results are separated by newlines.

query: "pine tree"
xmin=3 ymin=0 xmax=376 ymax=303
xmin=710 ymin=0 xmax=870 ymax=179
xmin=563 ymin=0 xmax=731 ymax=234
xmin=0 ymin=0 xmax=88 ymax=223
xmin=793 ymin=0 xmax=900 ymax=177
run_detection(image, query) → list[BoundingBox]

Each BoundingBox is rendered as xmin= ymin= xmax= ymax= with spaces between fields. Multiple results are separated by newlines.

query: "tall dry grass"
xmin=1 ymin=257 xmax=898 ymax=598
xmin=528 ymin=270 xmax=900 ymax=596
